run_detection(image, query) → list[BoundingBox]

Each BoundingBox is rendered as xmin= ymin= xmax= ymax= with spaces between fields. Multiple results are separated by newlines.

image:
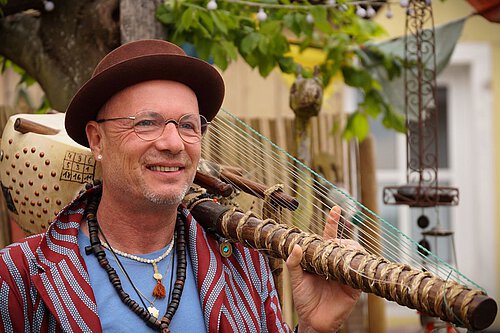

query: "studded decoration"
xmin=0 ymin=113 xmax=102 ymax=234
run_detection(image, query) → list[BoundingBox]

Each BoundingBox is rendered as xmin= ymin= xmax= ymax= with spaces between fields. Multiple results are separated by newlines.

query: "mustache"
xmin=142 ymin=151 xmax=191 ymax=165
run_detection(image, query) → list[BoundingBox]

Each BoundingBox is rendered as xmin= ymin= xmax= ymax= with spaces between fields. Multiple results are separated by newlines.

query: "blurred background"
xmin=1 ymin=0 xmax=499 ymax=332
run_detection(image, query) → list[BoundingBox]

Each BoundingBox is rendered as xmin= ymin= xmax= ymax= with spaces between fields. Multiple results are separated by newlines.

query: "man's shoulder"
xmin=0 ymin=187 xmax=91 ymax=277
xmin=0 ymin=233 xmax=44 ymax=280
xmin=1 ymin=233 xmax=44 ymax=257
xmin=0 ymin=186 xmax=89 ymax=261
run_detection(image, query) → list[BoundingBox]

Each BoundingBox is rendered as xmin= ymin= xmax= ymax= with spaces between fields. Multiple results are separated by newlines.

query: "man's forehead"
xmin=97 ymin=80 xmax=198 ymax=117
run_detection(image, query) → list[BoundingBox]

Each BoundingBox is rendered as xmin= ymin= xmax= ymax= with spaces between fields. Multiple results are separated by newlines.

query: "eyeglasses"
xmin=96 ymin=111 xmax=209 ymax=143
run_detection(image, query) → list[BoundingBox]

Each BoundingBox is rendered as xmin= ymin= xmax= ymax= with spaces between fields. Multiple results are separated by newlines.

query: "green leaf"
xmin=258 ymin=57 xmax=275 ymax=77
xmin=283 ymin=13 xmax=297 ymax=35
xmin=271 ymin=34 xmax=289 ymax=55
xmin=385 ymin=56 xmax=403 ymax=80
xmin=287 ymin=12 xmax=309 ymax=37
xmin=240 ymin=32 xmax=260 ymax=55
xmin=156 ymin=5 xmax=175 ymax=24
xmin=178 ymin=7 xmax=195 ymax=31
xmin=199 ymin=11 xmax=215 ymax=34
xmin=342 ymin=65 xmax=373 ymax=91
xmin=242 ymin=52 xmax=259 ymax=68
xmin=277 ymin=56 xmax=296 ymax=74
xmin=298 ymin=39 xmax=311 ymax=53
xmin=260 ymin=20 xmax=281 ymax=36
xmin=192 ymin=37 xmax=212 ymax=60
xmin=238 ymin=16 xmax=255 ymax=31
xmin=354 ymin=48 xmax=374 ymax=67
xmin=212 ymin=45 xmax=228 ymax=70
xmin=361 ymin=90 xmax=383 ymax=118
xmin=257 ymin=35 xmax=269 ymax=54
xmin=310 ymin=6 xmax=332 ymax=34
xmin=221 ymin=40 xmax=238 ymax=61
xmin=210 ymin=11 xmax=228 ymax=35
xmin=195 ymin=20 xmax=212 ymax=38
xmin=382 ymin=108 xmax=406 ymax=133
xmin=344 ymin=111 xmax=370 ymax=141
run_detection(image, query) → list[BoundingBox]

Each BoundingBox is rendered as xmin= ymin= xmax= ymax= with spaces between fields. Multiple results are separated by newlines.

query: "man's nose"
xmin=154 ymin=122 xmax=184 ymax=152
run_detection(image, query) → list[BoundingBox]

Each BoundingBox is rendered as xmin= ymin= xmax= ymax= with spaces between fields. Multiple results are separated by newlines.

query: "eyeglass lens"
xmin=133 ymin=111 xmax=207 ymax=143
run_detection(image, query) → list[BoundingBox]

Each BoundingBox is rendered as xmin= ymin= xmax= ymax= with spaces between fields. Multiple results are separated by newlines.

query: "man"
xmin=0 ymin=40 xmax=360 ymax=332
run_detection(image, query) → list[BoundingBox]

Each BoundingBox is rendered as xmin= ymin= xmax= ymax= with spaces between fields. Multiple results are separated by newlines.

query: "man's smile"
xmin=147 ymin=165 xmax=181 ymax=172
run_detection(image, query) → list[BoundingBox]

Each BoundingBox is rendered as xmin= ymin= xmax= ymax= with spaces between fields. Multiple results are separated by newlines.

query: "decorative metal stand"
xmin=382 ymin=1 xmax=462 ymax=331
xmin=383 ymin=0 xmax=458 ymax=208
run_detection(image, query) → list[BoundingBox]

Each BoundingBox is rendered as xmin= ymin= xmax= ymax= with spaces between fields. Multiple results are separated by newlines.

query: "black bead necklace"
xmin=84 ymin=187 xmax=187 ymax=333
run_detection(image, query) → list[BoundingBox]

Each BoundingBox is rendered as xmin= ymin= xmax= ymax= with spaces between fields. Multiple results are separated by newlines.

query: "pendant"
xmin=220 ymin=240 xmax=233 ymax=258
xmin=152 ymin=262 xmax=163 ymax=281
xmin=148 ymin=305 xmax=160 ymax=318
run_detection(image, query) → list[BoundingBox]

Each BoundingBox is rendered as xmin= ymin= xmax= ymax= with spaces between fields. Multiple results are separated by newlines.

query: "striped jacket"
xmin=0 ymin=187 xmax=291 ymax=332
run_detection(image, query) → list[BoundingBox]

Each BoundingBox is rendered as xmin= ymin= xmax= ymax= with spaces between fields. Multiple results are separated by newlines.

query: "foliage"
xmin=157 ymin=0 xmax=406 ymax=141
xmin=0 ymin=0 xmax=7 ymax=15
xmin=1 ymin=57 xmax=50 ymax=113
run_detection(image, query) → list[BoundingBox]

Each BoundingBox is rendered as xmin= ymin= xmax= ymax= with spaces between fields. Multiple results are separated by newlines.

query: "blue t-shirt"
xmin=78 ymin=229 xmax=206 ymax=332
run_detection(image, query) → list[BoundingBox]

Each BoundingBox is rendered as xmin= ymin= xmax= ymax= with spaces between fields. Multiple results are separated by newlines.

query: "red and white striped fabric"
xmin=0 ymin=187 xmax=292 ymax=333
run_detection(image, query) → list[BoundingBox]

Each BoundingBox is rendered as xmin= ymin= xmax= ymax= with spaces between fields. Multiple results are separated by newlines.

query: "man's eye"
xmin=135 ymin=119 xmax=158 ymax=127
xmin=179 ymin=122 xmax=196 ymax=131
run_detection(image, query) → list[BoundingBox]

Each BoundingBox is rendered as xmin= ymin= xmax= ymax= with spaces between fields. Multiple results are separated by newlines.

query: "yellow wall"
xmin=222 ymin=57 xmax=344 ymax=120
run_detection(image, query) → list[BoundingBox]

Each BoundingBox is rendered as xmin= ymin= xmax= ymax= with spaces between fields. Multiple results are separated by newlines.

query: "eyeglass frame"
xmin=95 ymin=111 xmax=210 ymax=144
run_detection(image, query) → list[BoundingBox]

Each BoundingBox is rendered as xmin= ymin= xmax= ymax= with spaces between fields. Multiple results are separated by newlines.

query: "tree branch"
xmin=0 ymin=0 xmax=120 ymax=112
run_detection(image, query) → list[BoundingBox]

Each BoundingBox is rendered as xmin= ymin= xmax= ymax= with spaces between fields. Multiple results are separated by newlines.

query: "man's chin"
xmin=143 ymin=186 xmax=189 ymax=206
xmin=145 ymin=193 xmax=184 ymax=206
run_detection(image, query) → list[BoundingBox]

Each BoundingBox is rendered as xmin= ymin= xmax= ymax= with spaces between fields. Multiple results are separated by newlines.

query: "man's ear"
xmin=86 ymin=121 xmax=103 ymax=160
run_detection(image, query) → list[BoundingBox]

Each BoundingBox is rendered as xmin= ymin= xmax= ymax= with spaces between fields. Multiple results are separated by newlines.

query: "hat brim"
xmin=65 ymin=53 xmax=225 ymax=147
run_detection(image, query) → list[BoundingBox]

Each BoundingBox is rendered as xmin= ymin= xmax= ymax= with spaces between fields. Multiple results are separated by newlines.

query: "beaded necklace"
xmin=101 ymin=235 xmax=174 ymax=299
xmin=106 ymin=241 xmax=174 ymax=319
xmin=84 ymin=187 xmax=187 ymax=333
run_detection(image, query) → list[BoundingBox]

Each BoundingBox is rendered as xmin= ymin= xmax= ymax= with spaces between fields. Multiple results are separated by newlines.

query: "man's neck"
xmin=87 ymin=189 xmax=178 ymax=254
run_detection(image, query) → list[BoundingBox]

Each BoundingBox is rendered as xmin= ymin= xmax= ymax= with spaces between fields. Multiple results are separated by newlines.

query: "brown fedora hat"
xmin=65 ymin=39 xmax=225 ymax=147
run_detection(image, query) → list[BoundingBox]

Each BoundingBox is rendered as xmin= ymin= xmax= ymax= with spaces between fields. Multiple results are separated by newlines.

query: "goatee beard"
xmin=143 ymin=183 xmax=191 ymax=206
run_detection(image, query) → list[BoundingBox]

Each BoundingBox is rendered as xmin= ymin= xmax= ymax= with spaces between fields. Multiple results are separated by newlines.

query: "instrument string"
xmin=205 ymin=122 xmax=394 ymax=260
xmin=203 ymin=110 xmax=481 ymax=290
xmin=207 ymin=116 xmax=415 ymax=261
xmin=205 ymin=130 xmax=420 ymax=282
xmin=207 ymin=119 xmax=346 ymax=229
xmin=208 ymin=116 xmax=424 ymax=263
xmin=209 ymin=116 xmax=346 ymax=216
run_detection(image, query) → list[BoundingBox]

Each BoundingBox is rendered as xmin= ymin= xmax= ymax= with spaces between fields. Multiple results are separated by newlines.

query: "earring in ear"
xmin=97 ymin=154 xmax=102 ymax=161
